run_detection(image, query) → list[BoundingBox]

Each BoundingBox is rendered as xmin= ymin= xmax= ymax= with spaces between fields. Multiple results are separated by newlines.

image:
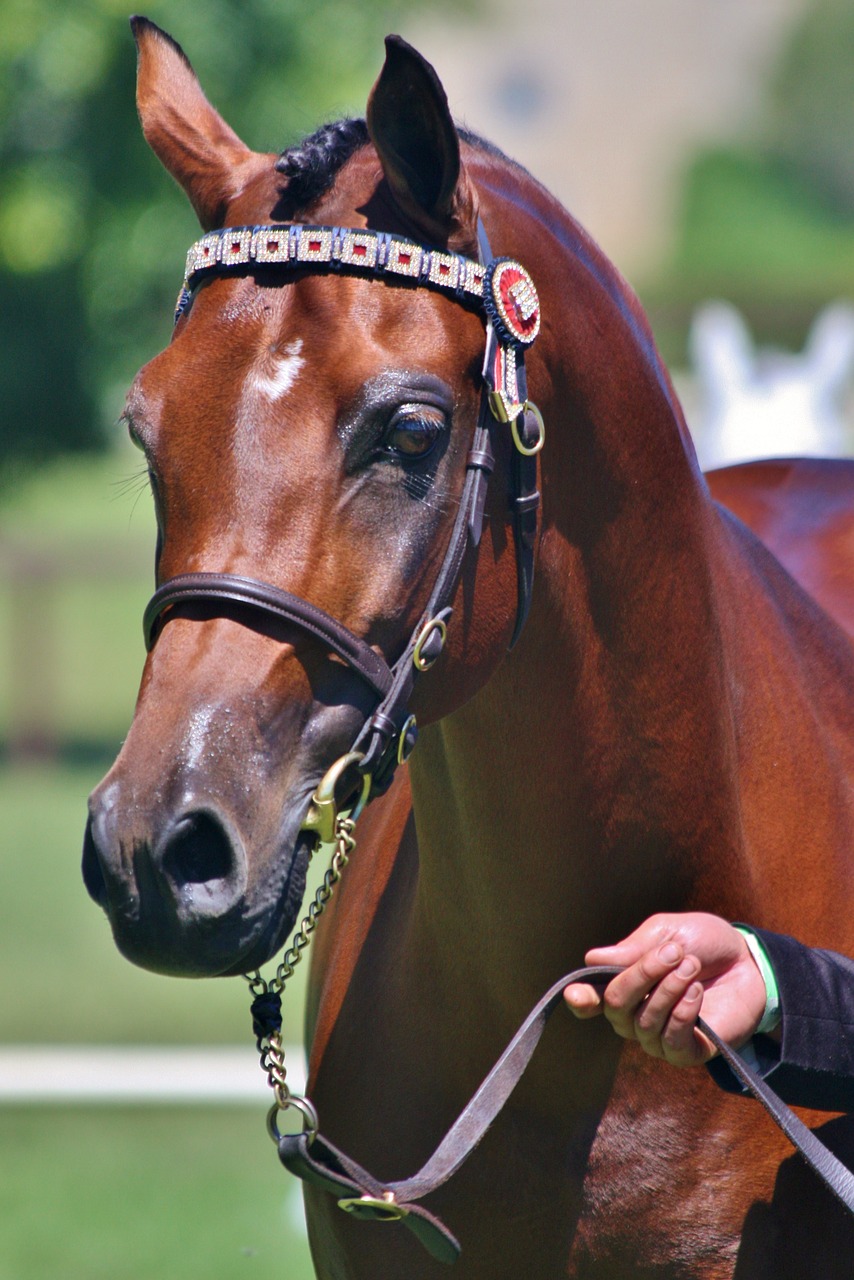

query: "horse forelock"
xmin=272 ymin=117 xmax=520 ymax=221
xmin=274 ymin=118 xmax=370 ymax=217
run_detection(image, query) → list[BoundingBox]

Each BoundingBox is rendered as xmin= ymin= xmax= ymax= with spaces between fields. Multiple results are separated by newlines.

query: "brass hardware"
xmin=337 ymin=1192 xmax=409 ymax=1222
xmin=488 ymin=388 xmax=514 ymax=424
xmin=511 ymin=401 xmax=545 ymax=456
xmin=397 ymin=715 xmax=418 ymax=765
xmin=300 ymin=751 xmax=371 ymax=845
xmin=413 ymin=617 xmax=447 ymax=672
xmin=245 ymin=809 xmax=361 ymax=1140
xmin=266 ymin=1096 xmax=319 ymax=1146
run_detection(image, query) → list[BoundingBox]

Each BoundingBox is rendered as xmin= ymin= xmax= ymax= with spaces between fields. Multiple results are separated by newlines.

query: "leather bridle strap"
xmin=278 ymin=964 xmax=854 ymax=1265
xmin=143 ymin=572 xmax=393 ymax=699
xmin=143 ymin=220 xmax=542 ymax=795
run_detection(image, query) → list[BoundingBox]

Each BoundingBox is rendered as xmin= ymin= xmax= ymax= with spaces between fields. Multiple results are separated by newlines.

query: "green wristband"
xmin=735 ymin=926 xmax=781 ymax=1034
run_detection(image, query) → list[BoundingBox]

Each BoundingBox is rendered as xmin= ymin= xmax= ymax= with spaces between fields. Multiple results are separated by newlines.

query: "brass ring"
xmin=396 ymin=715 xmax=418 ymax=765
xmin=412 ymin=617 xmax=448 ymax=672
xmin=337 ymin=1193 xmax=410 ymax=1222
xmin=511 ymin=401 xmax=545 ymax=456
xmin=266 ymin=1096 xmax=319 ymax=1146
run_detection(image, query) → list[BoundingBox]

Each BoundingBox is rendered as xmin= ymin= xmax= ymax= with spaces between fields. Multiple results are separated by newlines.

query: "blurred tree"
xmin=766 ymin=0 xmax=854 ymax=217
xmin=0 ymin=0 xmax=463 ymax=493
xmin=643 ymin=0 xmax=854 ymax=366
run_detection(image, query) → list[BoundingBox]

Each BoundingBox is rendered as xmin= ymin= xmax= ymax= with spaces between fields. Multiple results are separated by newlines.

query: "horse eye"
xmin=385 ymin=407 xmax=445 ymax=460
xmin=124 ymin=415 xmax=145 ymax=453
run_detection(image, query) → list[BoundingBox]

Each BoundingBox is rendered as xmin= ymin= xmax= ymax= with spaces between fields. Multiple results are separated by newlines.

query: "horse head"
xmin=82 ymin=22 xmax=534 ymax=977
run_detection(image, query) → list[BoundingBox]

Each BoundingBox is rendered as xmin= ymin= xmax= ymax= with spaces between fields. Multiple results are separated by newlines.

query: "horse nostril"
xmin=158 ymin=811 xmax=242 ymax=899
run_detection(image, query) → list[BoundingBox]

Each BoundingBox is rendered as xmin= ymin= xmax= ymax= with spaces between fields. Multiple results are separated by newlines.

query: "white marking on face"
xmin=247 ymin=339 xmax=305 ymax=402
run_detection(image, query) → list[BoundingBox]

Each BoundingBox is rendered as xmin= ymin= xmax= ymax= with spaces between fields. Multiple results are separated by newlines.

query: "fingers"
xmin=596 ymin=942 xmax=689 ymax=1039
xmin=563 ymin=941 xmax=688 ymax=1030
xmin=564 ymin=940 xmax=716 ymax=1066
xmin=563 ymin=982 xmax=605 ymax=1019
xmin=628 ymin=960 xmax=714 ymax=1066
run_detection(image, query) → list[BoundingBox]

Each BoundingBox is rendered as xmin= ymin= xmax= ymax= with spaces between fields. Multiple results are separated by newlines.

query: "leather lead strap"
xmin=279 ymin=964 xmax=854 ymax=1265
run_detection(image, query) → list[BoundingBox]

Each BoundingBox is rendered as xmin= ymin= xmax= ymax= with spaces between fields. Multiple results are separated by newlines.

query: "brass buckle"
xmin=396 ymin=714 xmax=418 ymax=765
xmin=337 ymin=1192 xmax=409 ymax=1222
xmin=300 ymin=752 xmax=371 ymax=845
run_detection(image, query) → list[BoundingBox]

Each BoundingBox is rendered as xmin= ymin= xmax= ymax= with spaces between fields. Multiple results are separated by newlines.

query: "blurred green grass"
xmin=0 ymin=452 xmax=316 ymax=1278
xmin=0 ymin=1107 xmax=314 ymax=1280
xmin=0 ymin=451 xmax=154 ymax=747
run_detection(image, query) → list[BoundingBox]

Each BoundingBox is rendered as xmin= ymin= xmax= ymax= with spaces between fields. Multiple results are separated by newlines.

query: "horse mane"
xmin=274 ymin=118 xmax=518 ymax=218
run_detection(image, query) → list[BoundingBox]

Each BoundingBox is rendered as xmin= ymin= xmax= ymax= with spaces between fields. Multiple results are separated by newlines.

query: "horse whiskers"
xmin=402 ymin=472 xmax=463 ymax=513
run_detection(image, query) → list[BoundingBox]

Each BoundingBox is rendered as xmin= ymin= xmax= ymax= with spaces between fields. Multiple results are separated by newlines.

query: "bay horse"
xmin=83 ymin=19 xmax=854 ymax=1279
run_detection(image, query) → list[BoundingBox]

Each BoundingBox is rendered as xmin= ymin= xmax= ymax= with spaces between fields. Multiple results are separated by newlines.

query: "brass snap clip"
xmin=300 ymin=751 xmax=372 ymax=846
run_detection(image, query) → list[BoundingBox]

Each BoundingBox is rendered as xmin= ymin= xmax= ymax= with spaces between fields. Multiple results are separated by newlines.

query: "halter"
xmin=144 ymin=219 xmax=544 ymax=803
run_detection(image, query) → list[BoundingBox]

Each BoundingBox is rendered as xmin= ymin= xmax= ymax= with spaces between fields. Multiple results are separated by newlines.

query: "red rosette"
xmin=484 ymin=258 xmax=541 ymax=348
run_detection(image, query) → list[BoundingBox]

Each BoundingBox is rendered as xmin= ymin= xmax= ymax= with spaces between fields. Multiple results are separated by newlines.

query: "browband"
xmin=176 ymin=223 xmax=540 ymax=351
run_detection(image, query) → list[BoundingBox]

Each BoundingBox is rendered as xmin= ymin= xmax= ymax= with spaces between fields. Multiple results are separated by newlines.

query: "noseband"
xmin=144 ymin=220 xmax=544 ymax=802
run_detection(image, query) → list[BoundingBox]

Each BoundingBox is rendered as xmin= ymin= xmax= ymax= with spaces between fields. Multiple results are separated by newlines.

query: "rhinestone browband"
xmin=175 ymin=224 xmax=541 ymax=351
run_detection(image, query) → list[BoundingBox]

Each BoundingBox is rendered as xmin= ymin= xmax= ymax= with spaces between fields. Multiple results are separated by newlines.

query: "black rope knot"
xmin=251 ymin=990 xmax=283 ymax=1047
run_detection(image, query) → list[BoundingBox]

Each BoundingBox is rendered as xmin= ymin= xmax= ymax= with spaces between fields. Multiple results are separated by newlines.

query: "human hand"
xmin=563 ymin=913 xmax=768 ymax=1066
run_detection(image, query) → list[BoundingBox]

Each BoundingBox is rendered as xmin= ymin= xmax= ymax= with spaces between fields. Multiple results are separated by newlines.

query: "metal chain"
xmin=245 ymin=813 xmax=357 ymax=1126
xmin=273 ymin=814 xmax=356 ymax=992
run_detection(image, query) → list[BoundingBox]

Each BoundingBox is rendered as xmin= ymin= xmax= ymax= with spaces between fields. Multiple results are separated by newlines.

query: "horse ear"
xmin=804 ymin=302 xmax=854 ymax=401
xmin=689 ymin=301 xmax=754 ymax=401
xmin=131 ymin=15 xmax=267 ymax=230
xmin=366 ymin=35 xmax=478 ymax=245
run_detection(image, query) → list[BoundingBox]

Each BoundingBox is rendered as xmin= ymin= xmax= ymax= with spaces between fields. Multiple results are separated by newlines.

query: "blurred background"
xmin=2 ymin=0 xmax=854 ymax=1276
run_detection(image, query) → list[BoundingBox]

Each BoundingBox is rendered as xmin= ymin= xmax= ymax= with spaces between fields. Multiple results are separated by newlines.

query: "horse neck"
xmin=408 ymin=183 xmax=750 ymax=995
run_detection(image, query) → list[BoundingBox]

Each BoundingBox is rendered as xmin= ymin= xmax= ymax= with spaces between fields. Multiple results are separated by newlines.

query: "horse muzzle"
xmin=82 ymin=776 xmax=314 ymax=977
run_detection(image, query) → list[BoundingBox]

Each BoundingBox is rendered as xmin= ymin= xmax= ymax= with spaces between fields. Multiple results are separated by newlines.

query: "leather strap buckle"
xmin=337 ymin=1193 xmax=409 ymax=1222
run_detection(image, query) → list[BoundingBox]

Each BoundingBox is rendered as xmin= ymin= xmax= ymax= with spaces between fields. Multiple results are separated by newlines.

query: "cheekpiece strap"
xmin=161 ymin=220 xmax=543 ymax=796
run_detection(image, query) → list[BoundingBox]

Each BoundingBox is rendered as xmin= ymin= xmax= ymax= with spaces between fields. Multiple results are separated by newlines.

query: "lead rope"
xmin=244 ymin=813 xmax=358 ymax=1143
xmin=243 ymin=826 xmax=854 ymax=1266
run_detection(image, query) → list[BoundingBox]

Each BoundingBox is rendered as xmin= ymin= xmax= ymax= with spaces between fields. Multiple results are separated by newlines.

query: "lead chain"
xmin=245 ymin=814 xmax=357 ymax=1121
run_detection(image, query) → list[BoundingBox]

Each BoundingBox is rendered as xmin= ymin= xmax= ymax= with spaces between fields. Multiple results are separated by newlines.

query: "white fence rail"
xmin=0 ymin=1045 xmax=306 ymax=1104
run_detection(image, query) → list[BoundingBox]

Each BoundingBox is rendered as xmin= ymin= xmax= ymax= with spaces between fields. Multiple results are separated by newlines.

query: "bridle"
xmin=142 ymin=219 xmax=854 ymax=1260
xmin=143 ymin=218 xmax=544 ymax=810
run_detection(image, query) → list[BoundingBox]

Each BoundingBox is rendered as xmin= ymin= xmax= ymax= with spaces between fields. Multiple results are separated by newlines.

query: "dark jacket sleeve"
xmin=708 ymin=927 xmax=854 ymax=1112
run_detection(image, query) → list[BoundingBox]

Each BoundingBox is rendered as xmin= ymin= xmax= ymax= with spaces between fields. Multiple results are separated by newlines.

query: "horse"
xmin=82 ymin=19 xmax=854 ymax=1278
xmin=689 ymin=300 xmax=854 ymax=470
